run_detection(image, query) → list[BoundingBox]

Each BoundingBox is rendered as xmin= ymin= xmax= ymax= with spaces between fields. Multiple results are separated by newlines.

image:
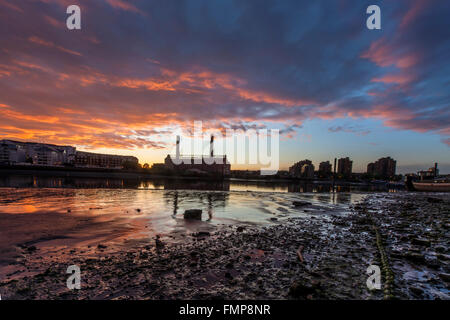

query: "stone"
xmin=410 ymin=286 xmax=423 ymax=296
xmin=192 ymin=231 xmax=210 ymax=237
xmin=435 ymin=246 xmax=446 ymax=253
xmin=288 ymin=281 xmax=316 ymax=297
xmin=184 ymin=209 xmax=202 ymax=220
xmin=437 ymin=254 xmax=449 ymax=261
xmin=411 ymin=238 xmax=431 ymax=247
xmin=426 ymin=197 xmax=443 ymax=203
xmin=438 ymin=273 xmax=450 ymax=282
xmin=404 ymin=252 xmax=425 ymax=263
xmin=293 ymin=201 xmax=312 ymax=207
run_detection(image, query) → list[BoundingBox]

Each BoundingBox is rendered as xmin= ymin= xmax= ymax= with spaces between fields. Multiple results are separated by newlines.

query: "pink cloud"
xmin=361 ymin=38 xmax=420 ymax=69
xmin=400 ymin=0 xmax=429 ymax=29
xmin=105 ymin=0 xmax=145 ymax=15
xmin=442 ymin=138 xmax=450 ymax=147
xmin=0 ymin=0 xmax=23 ymax=12
xmin=29 ymin=36 xmax=82 ymax=57
xmin=371 ymin=73 xmax=416 ymax=85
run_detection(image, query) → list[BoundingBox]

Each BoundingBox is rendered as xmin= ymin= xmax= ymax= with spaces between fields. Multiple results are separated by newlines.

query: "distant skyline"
xmin=0 ymin=1 xmax=449 ymax=174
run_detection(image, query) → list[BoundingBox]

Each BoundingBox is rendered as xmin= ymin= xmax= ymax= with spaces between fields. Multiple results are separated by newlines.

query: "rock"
xmin=293 ymin=201 xmax=312 ymax=207
xmin=236 ymin=226 xmax=245 ymax=232
xmin=97 ymin=244 xmax=107 ymax=249
xmin=425 ymin=260 xmax=441 ymax=270
xmin=270 ymin=217 xmax=278 ymax=221
xmin=410 ymin=286 xmax=423 ymax=296
xmin=189 ymin=251 xmax=199 ymax=257
xmin=435 ymin=246 xmax=446 ymax=253
xmin=192 ymin=231 xmax=210 ymax=237
xmin=437 ymin=254 xmax=449 ymax=261
xmin=288 ymin=280 xmax=316 ymax=297
xmin=184 ymin=209 xmax=202 ymax=220
xmin=155 ymin=235 xmax=164 ymax=249
xmin=411 ymin=238 xmax=431 ymax=247
xmin=438 ymin=273 xmax=450 ymax=282
xmin=404 ymin=252 xmax=425 ymax=263
xmin=426 ymin=197 xmax=443 ymax=203
xmin=27 ymin=246 xmax=37 ymax=252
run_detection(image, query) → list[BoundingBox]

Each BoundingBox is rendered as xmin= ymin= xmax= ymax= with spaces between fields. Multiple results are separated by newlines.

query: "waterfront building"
xmin=418 ymin=163 xmax=439 ymax=179
xmin=318 ymin=161 xmax=332 ymax=177
xmin=0 ymin=139 xmax=75 ymax=166
xmin=0 ymin=139 xmax=137 ymax=169
xmin=74 ymin=151 xmax=138 ymax=169
xmin=163 ymin=136 xmax=231 ymax=176
xmin=289 ymin=159 xmax=315 ymax=179
xmin=337 ymin=157 xmax=353 ymax=177
xmin=367 ymin=157 xmax=396 ymax=178
xmin=367 ymin=162 xmax=375 ymax=175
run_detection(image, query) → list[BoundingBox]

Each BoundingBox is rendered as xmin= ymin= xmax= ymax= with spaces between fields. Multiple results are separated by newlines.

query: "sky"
xmin=0 ymin=0 xmax=449 ymax=174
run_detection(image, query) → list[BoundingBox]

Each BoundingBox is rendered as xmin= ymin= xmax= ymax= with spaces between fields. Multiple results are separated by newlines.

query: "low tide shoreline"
xmin=0 ymin=192 xmax=448 ymax=300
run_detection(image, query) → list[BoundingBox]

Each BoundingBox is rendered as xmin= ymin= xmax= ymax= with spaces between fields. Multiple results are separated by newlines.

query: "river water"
xmin=0 ymin=174 xmax=401 ymax=275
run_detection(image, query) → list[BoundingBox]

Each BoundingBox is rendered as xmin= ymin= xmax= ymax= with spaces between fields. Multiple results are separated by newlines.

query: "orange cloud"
xmin=116 ymin=78 xmax=176 ymax=91
xmin=361 ymin=38 xmax=420 ymax=69
xmin=1 ymin=106 xmax=59 ymax=124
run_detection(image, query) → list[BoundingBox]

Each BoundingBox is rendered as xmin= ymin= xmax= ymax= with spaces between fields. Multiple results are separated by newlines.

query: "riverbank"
xmin=0 ymin=192 xmax=448 ymax=300
xmin=0 ymin=166 xmax=403 ymax=186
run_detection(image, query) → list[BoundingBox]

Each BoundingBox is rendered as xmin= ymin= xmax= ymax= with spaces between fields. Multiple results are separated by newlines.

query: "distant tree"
xmin=122 ymin=160 xmax=140 ymax=170
xmin=143 ymin=163 xmax=150 ymax=169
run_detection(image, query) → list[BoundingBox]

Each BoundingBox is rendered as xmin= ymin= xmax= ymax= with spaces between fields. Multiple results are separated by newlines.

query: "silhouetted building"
xmin=337 ymin=157 xmax=352 ymax=177
xmin=74 ymin=151 xmax=138 ymax=169
xmin=367 ymin=162 xmax=375 ymax=175
xmin=318 ymin=161 xmax=332 ymax=177
xmin=0 ymin=139 xmax=75 ymax=166
xmin=367 ymin=157 xmax=396 ymax=178
xmin=418 ymin=163 xmax=439 ymax=180
xmin=163 ymin=135 xmax=231 ymax=177
xmin=0 ymin=139 xmax=137 ymax=169
xmin=289 ymin=159 xmax=315 ymax=179
xmin=150 ymin=163 xmax=166 ymax=172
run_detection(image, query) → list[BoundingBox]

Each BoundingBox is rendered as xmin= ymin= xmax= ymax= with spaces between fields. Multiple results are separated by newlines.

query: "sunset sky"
xmin=0 ymin=0 xmax=449 ymax=173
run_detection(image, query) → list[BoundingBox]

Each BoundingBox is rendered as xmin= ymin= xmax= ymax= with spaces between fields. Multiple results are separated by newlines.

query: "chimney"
xmin=210 ymin=135 xmax=214 ymax=158
xmin=176 ymin=135 xmax=180 ymax=159
xmin=434 ymin=162 xmax=438 ymax=177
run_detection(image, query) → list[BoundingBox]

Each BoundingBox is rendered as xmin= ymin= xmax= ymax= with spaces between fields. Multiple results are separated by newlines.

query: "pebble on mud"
xmin=293 ymin=201 xmax=312 ymax=207
xmin=184 ymin=209 xmax=202 ymax=220
xmin=288 ymin=280 xmax=319 ymax=298
xmin=192 ymin=231 xmax=210 ymax=237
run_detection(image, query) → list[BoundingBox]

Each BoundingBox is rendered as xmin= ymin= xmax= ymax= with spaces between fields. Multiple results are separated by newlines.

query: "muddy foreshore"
xmin=0 ymin=193 xmax=448 ymax=300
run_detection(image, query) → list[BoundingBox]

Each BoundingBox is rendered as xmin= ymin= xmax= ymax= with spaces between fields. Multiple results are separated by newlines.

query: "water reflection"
xmin=0 ymin=174 xmax=398 ymax=193
xmin=164 ymin=190 xmax=228 ymax=219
